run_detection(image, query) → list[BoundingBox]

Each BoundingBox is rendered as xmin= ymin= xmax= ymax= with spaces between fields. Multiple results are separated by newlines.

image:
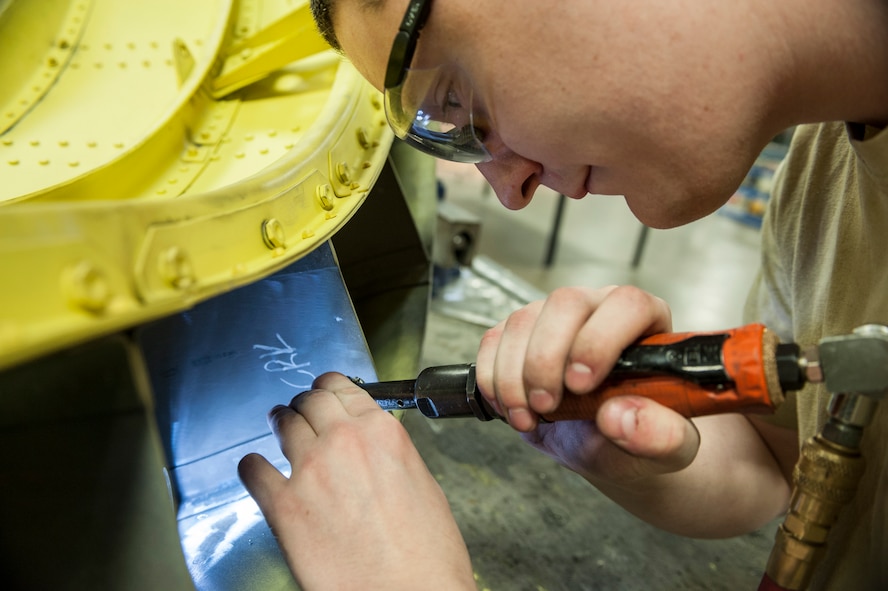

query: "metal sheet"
xmin=138 ymin=241 xmax=376 ymax=589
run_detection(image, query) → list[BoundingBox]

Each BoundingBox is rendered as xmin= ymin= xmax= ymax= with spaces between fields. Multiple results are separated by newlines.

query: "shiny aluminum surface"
xmin=138 ymin=242 xmax=376 ymax=590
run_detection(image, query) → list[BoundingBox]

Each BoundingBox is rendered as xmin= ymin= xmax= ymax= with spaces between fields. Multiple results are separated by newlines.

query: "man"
xmin=238 ymin=0 xmax=888 ymax=588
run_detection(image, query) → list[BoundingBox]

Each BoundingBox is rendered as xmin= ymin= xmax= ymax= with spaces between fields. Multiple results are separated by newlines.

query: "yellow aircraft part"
xmin=0 ymin=0 xmax=394 ymax=371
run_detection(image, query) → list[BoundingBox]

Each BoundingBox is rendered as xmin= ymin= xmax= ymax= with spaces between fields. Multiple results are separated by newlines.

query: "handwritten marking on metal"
xmin=253 ymin=333 xmax=316 ymax=389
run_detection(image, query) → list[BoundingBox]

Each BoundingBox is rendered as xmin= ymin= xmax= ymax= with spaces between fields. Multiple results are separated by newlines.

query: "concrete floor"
xmin=411 ymin=163 xmax=777 ymax=590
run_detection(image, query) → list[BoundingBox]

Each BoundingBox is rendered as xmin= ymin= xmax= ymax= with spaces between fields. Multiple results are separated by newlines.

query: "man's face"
xmin=335 ymin=0 xmax=773 ymax=229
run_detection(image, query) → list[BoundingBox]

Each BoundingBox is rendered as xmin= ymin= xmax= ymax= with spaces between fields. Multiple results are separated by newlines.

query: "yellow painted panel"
xmin=0 ymin=0 xmax=394 ymax=370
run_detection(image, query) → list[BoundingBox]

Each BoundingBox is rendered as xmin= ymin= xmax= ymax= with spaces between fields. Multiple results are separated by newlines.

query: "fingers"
xmin=263 ymin=372 xmax=387 ymax=463
xmin=477 ymin=301 xmax=544 ymax=431
xmin=518 ymin=398 xmax=700 ymax=488
xmin=521 ymin=286 xmax=619 ymax=411
xmin=477 ymin=285 xmax=672 ymax=433
xmin=596 ymin=396 xmax=700 ymax=477
xmin=238 ymin=452 xmax=287 ymax=510
xmin=561 ymin=286 xmax=671 ymax=393
xmin=267 ymin=404 xmax=317 ymax=463
xmin=289 ymin=372 xmax=383 ymax=426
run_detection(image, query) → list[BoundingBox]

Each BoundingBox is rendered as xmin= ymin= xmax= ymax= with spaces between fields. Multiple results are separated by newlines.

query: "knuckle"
xmin=610 ymin=284 xmax=652 ymax=305
xmin=547 ymin=285 xmax=586 ymax=306
xmin=503 ymin=301 xmax=542 ymax=331
xmin=480 ymin=325 xmax=504 ymax=349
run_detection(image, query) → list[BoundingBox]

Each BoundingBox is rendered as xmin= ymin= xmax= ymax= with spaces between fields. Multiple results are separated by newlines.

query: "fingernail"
xmin=529 ymin=389 xmax=555 ymax=413
xmin=620 ymin=406 xmax=638 ymax=440
xmin=508 ymin=407 xmax=532 ymax=431
xmin=569 ymin=362 xmax=592 ymax=376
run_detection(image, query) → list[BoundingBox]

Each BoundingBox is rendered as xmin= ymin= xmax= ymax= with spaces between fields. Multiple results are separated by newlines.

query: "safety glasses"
xmin=383 ymin=0 xmax=492 ymax=163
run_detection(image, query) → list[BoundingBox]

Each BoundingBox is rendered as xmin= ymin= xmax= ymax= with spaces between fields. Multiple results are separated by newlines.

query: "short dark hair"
xmin=309 ymin=0 xmax=383 ymax=53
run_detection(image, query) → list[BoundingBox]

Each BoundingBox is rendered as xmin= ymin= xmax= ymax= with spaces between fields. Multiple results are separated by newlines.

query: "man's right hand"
xmin=473 ymin=284 xmax=790 ymax=537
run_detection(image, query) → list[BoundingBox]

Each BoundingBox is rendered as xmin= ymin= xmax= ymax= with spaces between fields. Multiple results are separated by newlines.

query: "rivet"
xmin=87 ymin=141 xmax=97 ymax=148
xmin=156 ymin=188 xmax=167 ymax=195
xmin=94 ymin=62 xmax=103 ymax=69
xmin=8 ymin=159 xmax=19 ymax=165
xmin=316 ymin=185 xmax=334 ymax=211
xmin=118 ymin=61 xmax=127 ymax=69
xmin=261 ymin=218 xmax=286 ymax=250
xmin=362 ymin=161 xmax=372 ymax=169
xmin=370 ymin=95 xmax=382 ymax=109
xmin=240 ymin=48 xmax=252 ymax=59
xmin=142 ymin=60 xmax=151 ymax=68
xmin=200 ymin=131 xmax=211 ymax=140
xmin=284 ymin=143 xmax=294 ymax=150
xmin=29 ymin=140 xmax=39 ymax=147
xmin=167 ymin=178 xmax=178 ymax=184
xmin=357 ymin=127 xmax=371 ymax=149
xmin=245 ymin=134 xmax=254 ymax=141
xmin=259 ymin=148 xmax=269 ymax=155
xmin=5 ymin=112 xmax=14 ymax=119
xmin=235 ymin=152 xmax=245 ymax=159
xmin=104 ymin=43 xmax=112 ymax=50
xmin=39 ymin=159 xmax=49 ymax=166
xmin=68 ymin=160 xmax=79 ymax=167
xmin=127 ymin=42 xmax=135 ymax=50
xmin=47 ymin=57 xmax=58 ymax=67
xmin=1 ymin=139 xmax=12 ymax=146
xmin=302 ymin=230 xmax=315 ymax=239
xmin=150 ymin=41 xmax=159 ymax=49
xmin=113 ymin=142 xmax=123 ymax=149
xmin=159 ymin=247 xmax=194 ymax=289
xmin=64 ymin=261 xmax=110 ymax=313
xmin=59 ymin=140 xmax=68 ymax=147
xmin=178 ymin=166 xmax=189 ymax=173
xmin=268 ymin=130 xmax=277 ymax=138
xmin=59 ymin=39 xmax=70 ymax=49
xmin=335 ymin=161 xmax=352 ymax=185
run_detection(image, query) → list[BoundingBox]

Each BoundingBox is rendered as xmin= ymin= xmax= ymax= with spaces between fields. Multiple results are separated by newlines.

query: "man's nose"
xmin=474 ymin=141 xmax=542 ymax=210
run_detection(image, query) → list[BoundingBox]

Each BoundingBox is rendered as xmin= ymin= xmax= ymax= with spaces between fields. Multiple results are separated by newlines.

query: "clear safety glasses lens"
xmin=384 ymin=65 xmax=492 ymax=164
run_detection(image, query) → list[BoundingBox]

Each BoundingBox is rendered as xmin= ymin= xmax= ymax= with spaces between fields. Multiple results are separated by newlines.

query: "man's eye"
xmin=444 ymin=88 xmax=462 ymax=110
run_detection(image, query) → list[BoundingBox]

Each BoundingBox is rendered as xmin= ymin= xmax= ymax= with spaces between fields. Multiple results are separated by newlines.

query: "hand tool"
xmin=355 ymin=322 xmax=816 ymax=422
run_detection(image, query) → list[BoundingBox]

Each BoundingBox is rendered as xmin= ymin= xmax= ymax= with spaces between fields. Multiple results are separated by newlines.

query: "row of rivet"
xmin=61 ymin=87 xmax=383 ymax=311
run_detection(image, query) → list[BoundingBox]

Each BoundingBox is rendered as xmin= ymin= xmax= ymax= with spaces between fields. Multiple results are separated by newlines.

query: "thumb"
xmin=596 ymin=396 xmax=700 ymax=475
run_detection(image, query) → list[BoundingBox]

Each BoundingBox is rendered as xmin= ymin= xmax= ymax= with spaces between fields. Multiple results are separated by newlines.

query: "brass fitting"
xmin=766 ymin=433 xmax=865 ymax=590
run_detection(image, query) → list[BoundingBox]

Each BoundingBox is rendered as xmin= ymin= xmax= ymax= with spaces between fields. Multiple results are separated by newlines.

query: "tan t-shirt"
xmin=744 ymin=121 xmax=888 ymax=589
